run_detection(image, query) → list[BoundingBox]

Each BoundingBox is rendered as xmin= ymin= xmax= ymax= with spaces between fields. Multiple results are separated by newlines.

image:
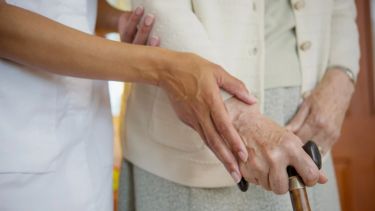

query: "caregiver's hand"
xmin=225 ymin=97 xmax=327 ymax=194
xmin=118 ymin=6 xmax=160 ymax=46
xmin=161 ymin=53 xmax=257 ymax=182
xmin=286 ymin=68 xmax=355 ymax=156
xmin=96 ymin=1 xmax=160 ymax=46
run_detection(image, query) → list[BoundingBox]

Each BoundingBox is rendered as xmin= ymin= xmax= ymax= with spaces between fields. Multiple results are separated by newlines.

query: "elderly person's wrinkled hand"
xmin=286 ymin=68 xmax=355 ymax=156
xmin=225 ymin=97 xmax=327 ymax=194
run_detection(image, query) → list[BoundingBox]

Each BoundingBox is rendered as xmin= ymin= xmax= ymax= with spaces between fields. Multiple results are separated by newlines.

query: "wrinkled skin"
xmin=286 ymin=68 xmax=355 ymax=156
xmin=225 ymin=98 xmax=327 ymax=194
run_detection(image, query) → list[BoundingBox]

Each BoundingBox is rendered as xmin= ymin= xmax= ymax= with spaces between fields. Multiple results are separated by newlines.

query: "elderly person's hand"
xmin=225 ymin=97 xmax=327 ymax=194
xmin=286 ymin=68 xmax=355 ymax=156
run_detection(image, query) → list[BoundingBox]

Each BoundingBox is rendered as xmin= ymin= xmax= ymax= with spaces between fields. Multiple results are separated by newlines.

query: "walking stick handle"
xmin=237 ymin=140 xmax=322 ymax=202
xmin=287 ymin=141 xmax=322 ymax=211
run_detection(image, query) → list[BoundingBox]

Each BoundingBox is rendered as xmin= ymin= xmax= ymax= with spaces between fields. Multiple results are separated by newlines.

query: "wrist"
xmin=325 ymin=68 xmax=355 ymax=93
xmin=156 ymin=51 xmax=198 ymax=87
xmin=124 ymin=45 xmax=180 ymax=86
xmin=225 ymin=97 xmax=261 ymax=126
xmin=327 ymin=66 xmax=356 ymax=85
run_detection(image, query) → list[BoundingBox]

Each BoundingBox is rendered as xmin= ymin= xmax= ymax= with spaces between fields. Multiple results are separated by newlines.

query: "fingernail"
xmin=135 ymin=6 xmax=144 ymax=16
xmin=238 ymin=151 xmax=248 ymax=163
xmin=242 ymin=92 xmax=257 ymax=104
xmin=231 ymin=171 xmax=241 ymax=183
xmin=248 ymin=95 xmax=257 ymax=103
xmin=144 ymin=14 xmax=155 ymax=26
xmin=149 ymin=36 xmax=159 ymax=46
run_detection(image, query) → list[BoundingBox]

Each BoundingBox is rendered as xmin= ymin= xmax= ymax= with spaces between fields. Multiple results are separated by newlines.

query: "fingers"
xmin=133 ymin=14 xmax=155 ymax=45
xmin=295 ymin=120 xmax=315 ymax=143
xmin=318 ymin=170 xmax=328 ymax=184
xmin=240 ymin=149 xmax=271 ymax=190
xmin=209 ymin=92 xmax=248 ymax=163
xmin=200 ymin=113 xmax=241 ymax=183
xmin=286 ymin=101 xmax=310 ymax=133
xmin=289 ymin=148 xmax=320 ymax=187
xmin=269 ymin=162 xmax=289 ymax=194
xmin=148 ymin=36 xmax=160 ymax=47
xmin=215 ymin=68 xmax=257 ymax=105
xmin=119 ymin=6 xmax=144 ymax=43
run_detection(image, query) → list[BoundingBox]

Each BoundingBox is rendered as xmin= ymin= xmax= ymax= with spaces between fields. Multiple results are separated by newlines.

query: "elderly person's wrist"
xmin=225 ymin=97 xmax=261 ymax=128
xmin=326 ymin=66 xmax=356 ymax=87
xmin=323 ymin=67 xmax=355 ymax=96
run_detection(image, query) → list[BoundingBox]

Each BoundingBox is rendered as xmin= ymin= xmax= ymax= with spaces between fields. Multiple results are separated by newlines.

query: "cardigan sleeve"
xmin=131 ymin=0 xmax=233 ymax=100
xmin=328 ymin=0 xmax=360 ymax=80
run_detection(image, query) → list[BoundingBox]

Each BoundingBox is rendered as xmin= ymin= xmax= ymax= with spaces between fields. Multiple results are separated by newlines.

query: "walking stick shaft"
xmin=288 ymin=141 xmax=321 ymax=211
xmin=289 ymin=176 xmax=311 ymax=211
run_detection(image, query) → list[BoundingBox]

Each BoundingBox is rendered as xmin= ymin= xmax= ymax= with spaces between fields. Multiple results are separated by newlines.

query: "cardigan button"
xmin=252 ymin=2 xmax=257 ymax=12
xmin=293 ymin=1 xmax=305 ymax=11
xmin=248 ymin=47 xmax=258 ymax=56
xmin=300 ymin=41 xmax=312 ymax=51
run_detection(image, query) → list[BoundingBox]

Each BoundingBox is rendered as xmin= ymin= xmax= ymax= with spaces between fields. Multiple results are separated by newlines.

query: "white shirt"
xmin=0 ymin=1 xmax=114 ymax=210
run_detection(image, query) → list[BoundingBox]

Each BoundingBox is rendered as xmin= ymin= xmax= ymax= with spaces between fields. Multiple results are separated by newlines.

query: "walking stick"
xmin=237 ymin=141 xmax=322 ymax=211
xmin=287 ymin=141 xmax=322 ymax=211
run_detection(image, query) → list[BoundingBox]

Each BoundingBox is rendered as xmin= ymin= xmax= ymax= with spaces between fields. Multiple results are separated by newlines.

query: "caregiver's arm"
xmin=0 ymin=2 xmax=162 ymax=83
xmin=286 ymin=0 xmax=359 ymax=155
xmin=133 ymin=0 xmax=256 ymax=181
xmin=0 ymin=1 xmax=254 ymax=182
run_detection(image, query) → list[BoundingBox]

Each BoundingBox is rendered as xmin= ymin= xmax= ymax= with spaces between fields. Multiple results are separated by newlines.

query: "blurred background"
xmin=102 ymin=0 xmax=375 ymax=211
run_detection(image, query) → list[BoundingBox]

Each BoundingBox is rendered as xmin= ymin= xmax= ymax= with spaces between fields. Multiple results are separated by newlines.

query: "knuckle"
xmin=130 ymin=14 xmax=139 ymax=22
xmin=267 ymin=152 xmax=282 ymax=168
xmin=139 ymin=25 xmax=151 ymax=34
xmin=213 ymin=63 xmax=224 ymax=72
xmin=283 ymin=136 xmax=301 ymax=154
xmin=315 ymin=116 xmax=327 ymax=129
xmin=216 ymin=121 xmax=229 ymax=134
xmin=273 ymin=183 xmax=288 ymax=195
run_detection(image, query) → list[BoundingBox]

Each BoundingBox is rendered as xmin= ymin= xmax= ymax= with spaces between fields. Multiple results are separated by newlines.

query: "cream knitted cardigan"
xmin=123 ymin=0 xmax=359 ymax=187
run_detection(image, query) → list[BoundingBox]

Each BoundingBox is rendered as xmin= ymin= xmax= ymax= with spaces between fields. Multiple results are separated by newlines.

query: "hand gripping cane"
xmin=238 ymin=141 xmax=322 ymax=211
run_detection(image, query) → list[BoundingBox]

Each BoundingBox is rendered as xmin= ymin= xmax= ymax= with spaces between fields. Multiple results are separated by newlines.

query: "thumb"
xmin=216 ymin=69 xmax=257 ymax=105
xmin=318 ymin=170 xmax=328 ymax=184
xmin=286 ymin=101 xmax=310 ymax=132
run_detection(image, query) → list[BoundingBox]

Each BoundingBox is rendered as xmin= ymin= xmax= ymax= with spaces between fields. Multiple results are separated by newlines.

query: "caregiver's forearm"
xmin=0 ymin=2 xmax=171 ymax=84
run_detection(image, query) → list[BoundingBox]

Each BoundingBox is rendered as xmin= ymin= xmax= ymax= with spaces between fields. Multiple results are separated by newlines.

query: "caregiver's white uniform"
xmin=0 ymin=1 xmax=114 ymax=211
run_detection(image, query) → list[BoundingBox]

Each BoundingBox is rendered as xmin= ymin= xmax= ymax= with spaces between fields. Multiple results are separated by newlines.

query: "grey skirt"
xmin=119 ymin=87 xmax=341 ymax=211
